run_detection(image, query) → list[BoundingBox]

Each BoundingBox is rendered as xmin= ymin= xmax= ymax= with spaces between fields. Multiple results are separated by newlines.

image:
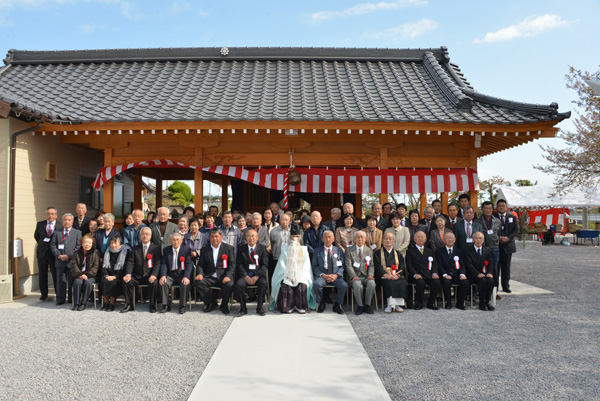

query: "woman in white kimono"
xmin=269 ymin=223 xmax=316 ymax=313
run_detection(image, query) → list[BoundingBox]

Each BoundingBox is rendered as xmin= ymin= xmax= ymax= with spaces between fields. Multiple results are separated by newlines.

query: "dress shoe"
xmin=486 ymin=304 xmax=495 ymax=311
xmin=179 ymin=307 xmax=186 ymax=315
xmin=503 ymin=288 xmax=512 ymax=293
xmin=317 ymin=302 xmax=326 ymax=313
xmin=296 ymin=309 xmax=306 ymax=314
xmin=427 ymin=304 xmax=439 ymax=311
xmin=167 ymin=305 xmax=172 ymax=312
xmin=101 ymin=304 xmax=109 ymax=311
xmin=414 ymin=302 xmax=423 ymax=310
xmin=160 ymin=305 xmax=168 ymax=313
xmin=355 ymin=306 xmax=364 ymax=316
xmin=109 ymin=304 xmax=115 ymax=312
xmin=237 ymin=309 xmax=248 ymax=317
xmin=496 ymin=294 xmax=503 ymax=300
xmin=445 ymin=302 xmax=452 ymax=310
xmin=256 ymin=307 xmax=266 ymax=316
xmin=394 ymin=306 xmax=404 ymax=313
xmin=77 ymin=304 xmax=86 ymax=311
xmin=40 ymin=295 xmax=48 ymax=301
xmin=71 ymin=305 xmax=78 ymax=311
xmin=121 ymin=304 xmax=134 ymax=313
xmin=333 ymin=302 xmax=344 ymax=314
xmin=479 ymin=303 xmax=487 ymax=311
xmin=203 ymin=303 xmax=216 ymax=313
xmin=56 ymin=301 xmax=65 ymax=306
xmin=221 ymin=306 xmax=230 ymax=315
xmin=149 ymin=305 xmax=157 ymax=313
xmin=364 ymin=305 xmax=374 ymax=314
xmin=456 ymin=304 xmax=466 ymax=310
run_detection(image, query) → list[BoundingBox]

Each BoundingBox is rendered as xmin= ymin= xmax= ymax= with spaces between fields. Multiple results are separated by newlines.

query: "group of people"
xmin=34 ymin=194 xmax=518 ymax=315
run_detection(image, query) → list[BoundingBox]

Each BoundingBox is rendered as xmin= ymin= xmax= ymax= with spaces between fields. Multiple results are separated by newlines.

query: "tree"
xmin=479 ymin=175 xmax=511 ymax=203
xmin=168 ymin=180 xmax=194 ymax=206
xmin=536 ymin=65 xmax=600 ymax=194
xmin=514 ymin=179 xmax=537 ymax=187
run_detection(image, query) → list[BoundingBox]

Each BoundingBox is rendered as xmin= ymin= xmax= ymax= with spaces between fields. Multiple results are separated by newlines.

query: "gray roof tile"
xmin=0 ymin=47 xmax=569 ymax=124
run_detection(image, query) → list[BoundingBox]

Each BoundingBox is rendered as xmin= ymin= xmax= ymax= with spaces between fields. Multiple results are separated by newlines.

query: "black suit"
xmin=494 ymin=212 xmax=519 ymax=291
xmin=463 ymin=245 xmax=494 ymax=306
xmin=34 ymin=220 xmax=62 ymax=298
xmin=195 ymin=242 xmax=236 ymax=311
xmin=122 ymin=242 xmax=161 ymax=307
xmin=73 ymin=216 xmax=90 ymax=236
xmin=435 ymin=246 xmax=469 ymax=307
xmin=234 ymin=243 xmax=268 ymax=312
xmin=159 ymin=245 xmax=193 ymax=308
xmin=418 ymin=218 xmax=435 ymax=239
xmin=375 ymin=216 xmax=390 ymax=232
xmin=454 ymin=219 xmax=484 ymax=250
xmin=406 ymin=245 xmax=440 ymax=307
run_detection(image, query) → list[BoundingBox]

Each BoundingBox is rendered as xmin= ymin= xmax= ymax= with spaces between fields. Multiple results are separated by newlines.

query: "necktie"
xmin=501 ymin=214 xmax=505 ymax=224
xmin=327 ymin=249 xmax=333 ymax=274
xmin=467 ymin=222 xmax=472 ymax=237
xmin=477 ymin=248 xmax=481 ymax=257
xmin=420 ymin=247 xmax=423 ymax=255
xmin=173 ymin=249 xmax=178 ymax=270
xmin=448 ymin=248 xmax=452 ymax=256
xmin=143 ymin=244 xmax=148 ymax=258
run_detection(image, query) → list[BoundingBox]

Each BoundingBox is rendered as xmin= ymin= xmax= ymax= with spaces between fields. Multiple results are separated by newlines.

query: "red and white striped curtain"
xmin=93 ymin=159 xmax=478 ymax=194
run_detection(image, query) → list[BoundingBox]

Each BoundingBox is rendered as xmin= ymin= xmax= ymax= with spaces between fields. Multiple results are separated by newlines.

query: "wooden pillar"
xmin=469 ymin=148 xmax=479 ymax=214
xmin=221 ymin=178 xmax=229 ymax=213
xmin=379 ymin=147 xmax=389 ymax=205
xmin=419 ymin=193 xmax=427 ymax=216
xmin=103 ymin=148 xmax=114 ymax=213
xmin=156 ymin=174 xmax=163 ymax=210
xmin=133 ymin=174 xmax=142 ymax=210
xmin=441 ymin=192 xmax=449 ymax=214
xmin=195 ymin=147 xmax=204 ymax=213
xmin=469 ymin=190 xmax=479 ymax=214
xmin=355 ymin=193 xmax=362 ymax=219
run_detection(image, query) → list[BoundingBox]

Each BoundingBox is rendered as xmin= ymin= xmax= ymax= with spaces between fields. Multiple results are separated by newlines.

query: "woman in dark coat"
xmin=70 ymin=234 xmax=100 ymax=311
xmin=100 ymin=236 xmax=130 ymax=311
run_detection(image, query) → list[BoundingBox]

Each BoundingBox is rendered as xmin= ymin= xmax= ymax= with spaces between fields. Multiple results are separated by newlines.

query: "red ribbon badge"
xmin=180 ymin=256 xmax=185 ymax=271
xmin=147 ymin=254 xmax=153 ymax=268
xmin=391 ymin=264 xmax=397 ymax=275
xmin=483 ymin=260 xmax=489 ymax=274
xmin=222 ymin=254 xmax=228 ymax=269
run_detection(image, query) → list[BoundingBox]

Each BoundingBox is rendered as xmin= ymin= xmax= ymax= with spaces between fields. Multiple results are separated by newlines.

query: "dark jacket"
xmin=435 ymin=246 xmax=466 ymax=278
xmin=34 ymin=220 xmax=62 ymax=258
xmin=94 ymin=228 xmax=121 ymax=255
xmin=312 ymin=245 xmax=345 ymax=278
xmin=160 ymin=245 xmax=193 ymax=280
xmin=51 ymin=228 xmax=82 ymax=267
xmin=73 ymin=216 xmax=90 ymax=236
xmin=124 ymin=242 xmax=161 ymax=279
xmin=236 ymin=243 xmax=269 ymax=279
xmin=463 ymin=244 xmax=493 ymax=280
xmin=100 ymin=247 xmax=130 ymax=279
xmin=405 ymin=244 xmax=438 ymax=279
xmin=303 ymin=224 xmax=328 ymax=256
xmin=70 ymin=248 xmax=100 ymax=279
xmin=197 ymin=242 xmax=236 ymax=281
xmin=494 ymin=212 xmax=519 ymax=254
xmin=454 ymin=219 xmax=484 ymax=250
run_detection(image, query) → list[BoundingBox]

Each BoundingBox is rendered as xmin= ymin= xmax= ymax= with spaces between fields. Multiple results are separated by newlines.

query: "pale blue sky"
xmin=1 ymin=0 xmax=599 ymax=187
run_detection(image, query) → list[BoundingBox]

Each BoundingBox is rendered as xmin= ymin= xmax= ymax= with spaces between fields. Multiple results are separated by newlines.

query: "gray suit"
xmin=269 ymin=226 xmax=291 ymax=261
xmin=344 ymin=245 xmax=375 ymax=307
xmin=50 ymin=228 xmax=82 ymax=303
xmin=150 ymin=221 xmax=179 ymax=251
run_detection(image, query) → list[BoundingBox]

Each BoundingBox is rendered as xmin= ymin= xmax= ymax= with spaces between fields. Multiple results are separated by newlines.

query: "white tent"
xmin=497 ymin=185 xmax=600 ymax=208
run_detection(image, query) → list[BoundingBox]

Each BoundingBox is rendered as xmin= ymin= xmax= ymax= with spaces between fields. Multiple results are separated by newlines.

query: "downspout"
xmin=8 ymin=121 xmax=40 ymax=284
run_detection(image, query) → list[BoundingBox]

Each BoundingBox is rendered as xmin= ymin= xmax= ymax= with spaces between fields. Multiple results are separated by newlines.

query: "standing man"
xmin=234 ymin=229 xmax=268 ymax=317
xmin=477 ymin=201 xmax=502 ymax=298
xmin=418 ymin=206 xmax=436 ymax=237
xmin=220 ymin=211 xmax=243 ymax=256
xmin=270 ymin=201 xmax=283 ymax=223
xmin=345 ymin=231 xmax=375 ymax=315
xmin=396 ymin=203 xmax=409 ymax=227
xmin=269 ymin=213 xmax=293 ymax=283
xmin=73 ymin=203 xmax=90 ymax=235
xmin=122 ymin=227 xmax=161 ymax=313
xmin=209 ymin=205 xmax=223 ymax=226
xmin=195 ymin=228 xmax=236 ymax=314
xmin=159 ymin=233 xmax=193 ymax=314
xmin=34 ymin=206 xmax=62 ymax=300
xmin=494 ymin=199 xmax=518 ymax=293
xmin=342 ymin=202 xmax=363 ymax=229
xmin=447 ymin=204 xmax=462 ymax=232
xmin=406 ymin=231 xmax=441 ymax=310
xmin=382 ymin=203 xmax=393 ymax=221
xmin=454 ymin=206 xmax=484 ymax=250
xmin=371 ymin=203 xmax=389 ymax=232
xmin=323 ymin=208 xmax=342 ymax=231
xmin=457 ymin=194 xmax=477 ymax=219
xmin=123 ymin=209 xmax=147 ymax=248
xmin=50 ymin=213 xmax=81 ymax=305
xmin=312 ymin=230 xmax=348 ymax=314
xmin=435 ymin=233 xmax=468 ymax=310
xmin=464 ymin=232 xmax=495 ymax=311
xmin=431 ymin=199 xmax=449 ymax=225
xmin=303 ymin=210 xmax=327 ymax=259
xmin=150 ymin=206 xmax=178 ymax=251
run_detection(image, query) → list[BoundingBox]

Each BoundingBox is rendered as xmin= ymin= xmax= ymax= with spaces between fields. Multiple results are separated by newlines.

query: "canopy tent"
xmin=497 ymin=185 xmax=600 ymax=208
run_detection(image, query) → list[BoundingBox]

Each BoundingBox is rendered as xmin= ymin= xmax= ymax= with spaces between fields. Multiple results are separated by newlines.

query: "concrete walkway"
xmin=188 ymin=312 xmax=391 ymax=401
xmin=504 ymin=279 xmax=553 ymax=295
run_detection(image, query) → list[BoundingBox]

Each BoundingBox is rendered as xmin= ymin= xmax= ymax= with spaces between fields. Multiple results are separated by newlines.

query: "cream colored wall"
xmin=0 ymin=118 xmax=10 ymax=277
xmin=11 ymin=120 xmax=104 ymax=293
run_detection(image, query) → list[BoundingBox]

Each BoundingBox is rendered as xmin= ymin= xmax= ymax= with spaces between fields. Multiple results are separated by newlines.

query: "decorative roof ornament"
xmin=220 ymin=47 xmax=229 ymax=56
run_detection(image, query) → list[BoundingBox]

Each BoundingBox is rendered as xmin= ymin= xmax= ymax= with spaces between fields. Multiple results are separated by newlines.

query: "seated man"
xmin=159 ymin=233 xmax=193 ymax=314
xmin=234 ymin=229 xmax=268 ymax=317
xmin=122 ymin=227 xmax=161 ymax=313
xmin=406 ymin=231 xmax=441 ymax=310
xmin=312 ymin=230 xmax=348 ymax=314
xmin=435 ymin=232 xmax=469 ymax=310
xmin=374 ymin=232 xmax=407 ymax=313
xmin=345 ymin=231 xmax=375 ymax=315
xmin=195 ymin=227 xmax=236 ymax=314
xmin=464 ymin=232 xmax=495 ymax=311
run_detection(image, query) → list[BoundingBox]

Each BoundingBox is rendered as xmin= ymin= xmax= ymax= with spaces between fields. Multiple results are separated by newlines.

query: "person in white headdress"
xmin=269 ymin=223 xmax=316 ymax=313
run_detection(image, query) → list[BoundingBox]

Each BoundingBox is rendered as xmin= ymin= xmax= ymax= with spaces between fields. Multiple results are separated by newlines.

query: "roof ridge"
xmin=422 ymin=51 xmax=473 ymax=111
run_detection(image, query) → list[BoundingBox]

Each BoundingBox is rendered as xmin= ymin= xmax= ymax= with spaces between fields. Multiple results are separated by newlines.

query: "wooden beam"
xmin=379 ymin=147 xmax=388 ymax=205
xmin=441 ymin=192 xmax=449 ymax=214
xmin=419 ymin=193 xmax=427 ymax=216
xmin=156 ymin=175 xmax=163 ymax=210
xmin=355 ymin=194 xmax=362 ymax=220
xmin=469 ymin=190 xmax=479 ymax=214
xmin=0 ymin=100 xmax=11 ymax=118
xmin=222 ymin=178 xmax=229 ymax=214
xmin=104 ymin=148 xmax=114 ymax=213
xmin=133 ymin=174 xmax=142 ymax=210
xmin=195 ymin=148 xmax=203 ymax=213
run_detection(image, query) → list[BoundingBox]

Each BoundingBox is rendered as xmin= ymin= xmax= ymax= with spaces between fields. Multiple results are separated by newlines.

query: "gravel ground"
xmin=348 ymin=244 xmax=600 ymax=401
xmin=0 ymin=299 xmax=233 ymax=401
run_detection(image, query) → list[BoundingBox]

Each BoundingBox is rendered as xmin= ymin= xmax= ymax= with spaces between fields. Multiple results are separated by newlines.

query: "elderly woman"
xmin=362 ymin=214 xmax=382 ymax=252
xmin=429 ymin=216 xmax=454 ymax=253
xmin=88 ymin=218 xmax=99 ymax=236
xmin=184 ymin=217 xmax=206 ymax=266
xmin=70 ymin=234 xmax=100 ymax=311
xmin=384 ymin=212 xmax=411 ymax=259
xmin=100 ymin=236 xmax=130 ymax=311
xmin=178 ymin=215 xmax=189 ymax=236
xmin=269 ymin=223 xmax=316 ymax=313
xmin=407 ymin=209 xmax=428 ymax=246
xmin=120 ymin=213 xmax=134 ymax=238
xmin=94 ymin=213 xmax=120 ymax=259
xmin=335 ymin=213 xmax=358 ymax=253
xmin=250 ymin=212 xmax=270 ymax=248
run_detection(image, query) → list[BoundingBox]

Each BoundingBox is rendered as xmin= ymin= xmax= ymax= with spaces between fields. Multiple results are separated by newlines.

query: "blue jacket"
xmin=312 ymin=245 xmax=345 ymax=278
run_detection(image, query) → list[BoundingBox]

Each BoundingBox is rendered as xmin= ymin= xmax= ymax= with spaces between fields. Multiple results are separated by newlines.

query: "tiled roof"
xmin=0 ymin=47 xmax=570 ymax=125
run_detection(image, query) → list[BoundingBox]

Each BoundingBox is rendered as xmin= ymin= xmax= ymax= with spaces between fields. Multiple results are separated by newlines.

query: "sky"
xmin=1 ymin=0 xmax=599 ymax=191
